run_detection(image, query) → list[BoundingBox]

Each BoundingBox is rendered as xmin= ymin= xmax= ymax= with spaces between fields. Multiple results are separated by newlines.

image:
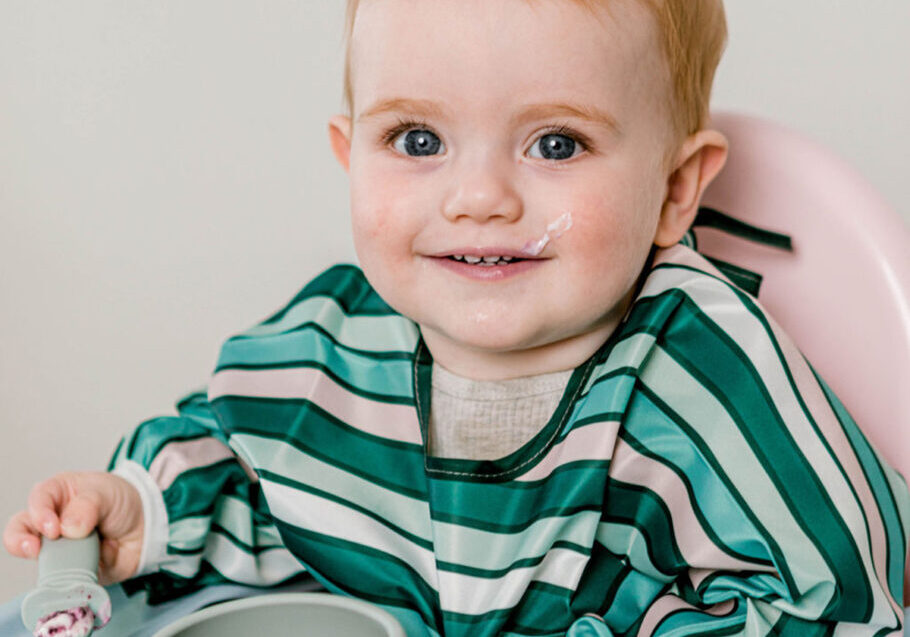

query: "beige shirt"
xmin=427 ymin=363 xmax=573 ymax=460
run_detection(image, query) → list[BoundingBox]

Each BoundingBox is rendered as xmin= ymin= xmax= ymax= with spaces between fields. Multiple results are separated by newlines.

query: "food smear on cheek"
xmin=521 ymin=212 xmax=573 ymax=256
xmin=33 ymin=606 xmax=95 ymax=637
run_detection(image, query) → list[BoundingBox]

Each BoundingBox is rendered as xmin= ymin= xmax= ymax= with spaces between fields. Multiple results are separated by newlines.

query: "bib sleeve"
xmin=107 ymin=389 xmax=308 ymax=602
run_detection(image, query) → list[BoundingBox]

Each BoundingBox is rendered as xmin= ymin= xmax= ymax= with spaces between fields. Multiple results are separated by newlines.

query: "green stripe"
xmin=435 ymin=540 xmax=589 ymax=579
xmin=251 ymin=432 xmax=600 ymax=574
xmin=602 ymin=564 xmax=668 ymax=634
xmin=230 ymin=314 xmax=417 ymax=360
xmin=127 ymin=417 xmax=221 ymax=467
xmin=696 ymin=571 xmax=785 ymax=603
xmin=373 ymin=604 xmax=442 ymax=637
xmin=163 ymin=524 xmax=298 ymax=580
xmin=595 ymin=521 xmax=674 ymax=583
xmin=432 ymin=501 xmax=603 ymax=535
xmin=204 ymin=521 xmax=257 ymax=556
xmin=632 ymin=283 xmax=847 ymax=599
xmin=643 ymin=262 xmax=753 ymax=306
xmin=126 ymin=561 xmax=253 ymax=604
xmin=427 ymin=463 xmax=609 ymax=532
xmin=661 ymin=295 xmax=873 ymax=621
xmin=163 ymin=459 xmax=250 ymax=521
xmin=258 ymin=264 xmax=399 ymax=324
xmin=703 ymin=255 xmax=762 ymax=296
xmin=715 ymin=285 xmax=901 ymax=622
xmin=635 ymin=382 xmax=793 ymax=585
xmin=618 ymin=427 xmax=767 ymax=566
xmin=225 ymin=329 xmax=414 ymax=363
xmin=235 ymin=294 xmax=419 ymax=351
xmin=562 ymin=411 xmax=624 ymax=437
xmin=602 ymin=480 xmax=686 ymax=574
xmin=623 ymin=386 xmax=777 ymax=566
xmin=174 ymin=390 xmax=220 ymax=426
xmin=213 ymin=494 xmax=283 ymax=548
xmin=578 ymin=364 xmax=641 ymax=406
xmin=814 ymin=366 xmax=910 ymax=608
xmin=215 ymin=333 xmax=416 ymax=397
xmin=215 ymin=359 xmax=415 ymax=405
xmin=107 ymin=437 xmax=125 ymax=471
xmin=233 ymin=433 xmax=432 ymax=539
xmin=167 ymin=495 xmax=285 ymax=552
xmin=441 ymin=581 xmax=575 ymax=637
xmin=605 ymin=289 xmax=688 ymax=355
xmin=569 ymin=540 xmax=628 ymax=616
xmin=261 ymin=468 xmax=434 ymax=551
xmin=653 ymin=597 xmax=745 ymax=636
xmin=125 ymin=391 xmax=222 ymax=466
xmin=430 ymin=507 xmax=596 ymax=572
xmin=215 ymin=398 xmax=428 ymax=499
xmin=168 ymin=516 xmax=209 ymax=552
xmin=770 ymin=612 xmax=833 ymax=637
xmin=275 ymin=519 xmax=442 ymax=631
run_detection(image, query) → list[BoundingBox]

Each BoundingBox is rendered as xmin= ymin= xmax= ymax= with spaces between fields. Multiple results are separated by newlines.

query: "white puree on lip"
xmin=521 ymin=212 xmax=573 ymax=256
xmin=34 ymin=606 xmax=95 ymax=637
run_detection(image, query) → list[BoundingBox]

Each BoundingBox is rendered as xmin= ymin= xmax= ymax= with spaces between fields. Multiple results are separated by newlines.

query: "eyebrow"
xmin=357 ymin=97 xmax=622 ymax=135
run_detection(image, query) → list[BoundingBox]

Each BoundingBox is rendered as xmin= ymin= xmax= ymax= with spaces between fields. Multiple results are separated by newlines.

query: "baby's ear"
xmin=654 ymin=129 xmax=729 ymax=247
xmin=328 ymin=114 xmax=353 ymax=173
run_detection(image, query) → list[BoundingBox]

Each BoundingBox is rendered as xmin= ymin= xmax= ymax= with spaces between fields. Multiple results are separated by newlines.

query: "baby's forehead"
xmin=353 ymin=0 xmax=658 ymax=57
xmin=351 ymin=0 xmax=666 ymax=104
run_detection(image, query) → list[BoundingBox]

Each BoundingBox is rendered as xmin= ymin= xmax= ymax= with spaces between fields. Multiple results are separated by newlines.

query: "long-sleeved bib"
xmin=111 ymin=244 xmax=910 ymax=637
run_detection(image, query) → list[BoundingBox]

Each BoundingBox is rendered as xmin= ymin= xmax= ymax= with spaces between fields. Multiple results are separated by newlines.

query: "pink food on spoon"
xmin=33 ymin=606 xmax=96 ymax=637
xmin=21 ymin=531 xmax=113 ymax=637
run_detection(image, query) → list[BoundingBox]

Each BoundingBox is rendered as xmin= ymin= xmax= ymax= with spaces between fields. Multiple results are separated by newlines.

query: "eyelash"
xmin=379 ymin=117 xmax=593 ymax=157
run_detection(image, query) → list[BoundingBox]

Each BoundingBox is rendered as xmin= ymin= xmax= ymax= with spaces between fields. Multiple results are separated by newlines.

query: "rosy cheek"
xmin=559 ymin=202 xmax=619 ymax=245
xmin=351 ymin=183 xmax=389 ymax=237
xmin=364 ymin=211 xmax=390 ymax=238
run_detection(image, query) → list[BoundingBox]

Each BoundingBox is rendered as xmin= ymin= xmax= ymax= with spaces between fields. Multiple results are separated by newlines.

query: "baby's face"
xmin=332 ymin=0 xmax=682 ymax=378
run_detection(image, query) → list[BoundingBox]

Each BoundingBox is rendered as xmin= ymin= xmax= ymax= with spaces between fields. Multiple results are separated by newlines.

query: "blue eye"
xmin=529 ymin=132 xmax=581 ymax=161
xmin=386 ymin=122 xmax=445 ymax=157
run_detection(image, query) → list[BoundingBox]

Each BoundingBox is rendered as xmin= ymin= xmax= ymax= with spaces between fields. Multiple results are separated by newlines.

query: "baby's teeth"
xmin=450 ymin=254 xmax=515 ymax=265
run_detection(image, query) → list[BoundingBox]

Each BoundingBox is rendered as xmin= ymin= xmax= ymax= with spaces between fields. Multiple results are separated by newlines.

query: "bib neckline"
xmin=413 ymin=334 xmax=612 ymax=483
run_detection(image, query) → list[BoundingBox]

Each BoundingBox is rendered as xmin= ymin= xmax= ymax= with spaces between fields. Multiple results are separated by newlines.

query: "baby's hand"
xmin=3 ymin=471 xmax=144 ymax=585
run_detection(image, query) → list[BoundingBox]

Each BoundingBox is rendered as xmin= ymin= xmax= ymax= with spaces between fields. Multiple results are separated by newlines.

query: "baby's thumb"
xmin=58 ymin=492 xmax=102 ymax=539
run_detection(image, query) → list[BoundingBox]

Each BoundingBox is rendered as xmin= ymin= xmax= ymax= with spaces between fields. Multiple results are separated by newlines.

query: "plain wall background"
xmin=1 ymin=1 xmax=908 ymax=598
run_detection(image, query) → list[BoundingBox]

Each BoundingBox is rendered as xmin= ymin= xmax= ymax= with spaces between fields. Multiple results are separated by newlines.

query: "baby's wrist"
xmin=110 ymin=462 xmax=169 ymax=577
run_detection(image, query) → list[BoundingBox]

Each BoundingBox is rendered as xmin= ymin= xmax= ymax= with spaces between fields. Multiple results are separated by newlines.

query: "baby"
xmin=5 ymin=0 xmax=910 ymax=635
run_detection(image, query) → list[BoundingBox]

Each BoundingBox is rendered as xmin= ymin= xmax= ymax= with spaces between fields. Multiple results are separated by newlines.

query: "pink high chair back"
xmin=698 ymin=111 xmax=910 ymax=606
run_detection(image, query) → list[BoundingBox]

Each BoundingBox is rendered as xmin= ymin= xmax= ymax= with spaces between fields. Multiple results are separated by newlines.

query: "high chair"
xmin=698 ymin=110 xmax=910 ymax=610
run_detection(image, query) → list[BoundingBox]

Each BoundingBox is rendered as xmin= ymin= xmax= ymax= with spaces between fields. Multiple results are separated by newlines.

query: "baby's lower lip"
xmin=427 ymin=255 xmax=545 ymax=281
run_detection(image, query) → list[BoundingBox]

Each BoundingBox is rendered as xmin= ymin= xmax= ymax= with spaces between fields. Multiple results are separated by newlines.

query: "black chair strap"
xmin=679 ymin=206 xmax=793 ymax=297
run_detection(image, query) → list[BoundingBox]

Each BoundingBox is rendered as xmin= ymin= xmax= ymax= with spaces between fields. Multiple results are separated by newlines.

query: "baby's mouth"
xmin=445 ymin=255 xmax=528 ymax=267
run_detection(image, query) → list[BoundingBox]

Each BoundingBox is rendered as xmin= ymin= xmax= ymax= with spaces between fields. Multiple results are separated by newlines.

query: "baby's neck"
xmin=419 ymin=318 xmax=619 ymax=381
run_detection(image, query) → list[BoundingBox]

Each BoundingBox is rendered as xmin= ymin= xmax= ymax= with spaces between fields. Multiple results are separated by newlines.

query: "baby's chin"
xmin=421 ymin=318 xmax=566 ymax=362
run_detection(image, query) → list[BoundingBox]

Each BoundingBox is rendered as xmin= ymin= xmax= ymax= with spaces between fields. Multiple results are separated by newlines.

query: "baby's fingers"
xmin=58 ymin=490 xmax=103 ymax=539
xmin=3 ymin=510 xmax=42 ymax=558
xmin=26 ymin=476 xmax=68 ymax=540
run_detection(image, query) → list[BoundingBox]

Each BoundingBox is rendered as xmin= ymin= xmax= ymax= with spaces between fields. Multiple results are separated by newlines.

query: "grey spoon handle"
xmin=20 ymin=531 xmax=112 ymax=633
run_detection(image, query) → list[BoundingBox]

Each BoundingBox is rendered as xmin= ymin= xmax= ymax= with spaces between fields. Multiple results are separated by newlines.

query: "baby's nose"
xmin=441 ymin=162 xmax=522 ymax=224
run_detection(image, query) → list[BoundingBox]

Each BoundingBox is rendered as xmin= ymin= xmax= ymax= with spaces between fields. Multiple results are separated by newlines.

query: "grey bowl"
xmin=151 ymin=592 xmax=406 ymax=637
